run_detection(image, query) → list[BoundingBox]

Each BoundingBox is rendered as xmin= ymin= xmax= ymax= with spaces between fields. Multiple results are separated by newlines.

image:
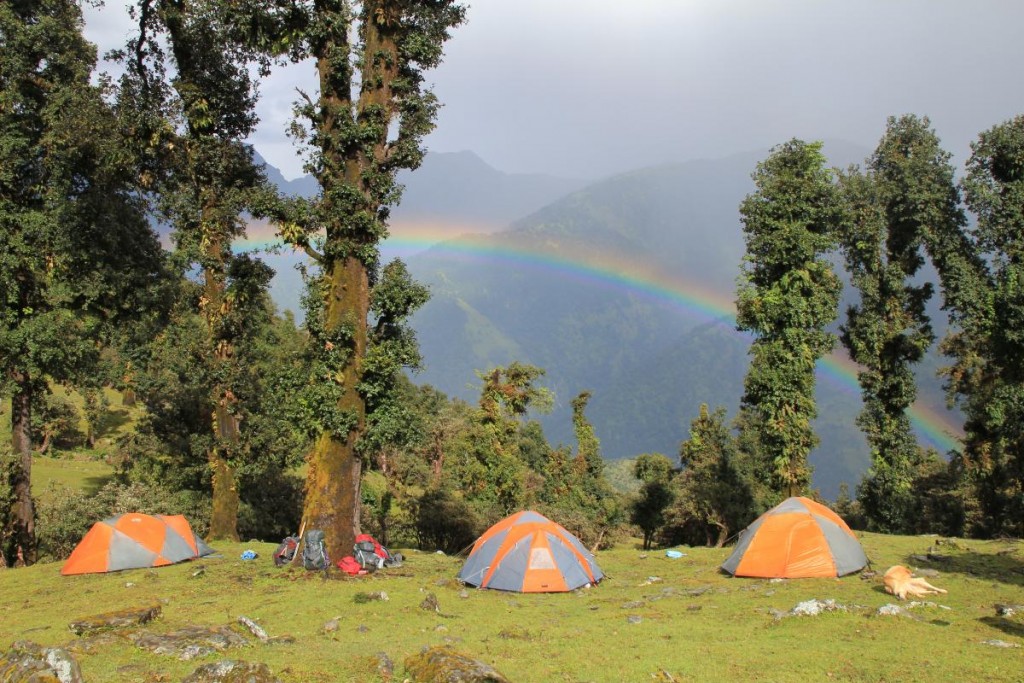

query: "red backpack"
xmin=336 ymin=555 xmax=363 ymax=575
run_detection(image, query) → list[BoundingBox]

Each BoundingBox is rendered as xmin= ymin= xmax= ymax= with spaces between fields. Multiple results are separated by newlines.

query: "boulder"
xmin=67 ymin=604 xmax=161 ymax=635
xmin=404 ymin=646 xmax=511 ymax=683
xmin=0 ymin=641 xmax=83 ymax=683
xmin=182 ymin=660 xmax=282 ymax=683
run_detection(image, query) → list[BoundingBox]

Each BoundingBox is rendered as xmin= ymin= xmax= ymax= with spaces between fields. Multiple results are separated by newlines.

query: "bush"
xmin=35 ymin=480 xmax=212 ymax=561
xmin=412 ymin=488 xmax=482 ymax=554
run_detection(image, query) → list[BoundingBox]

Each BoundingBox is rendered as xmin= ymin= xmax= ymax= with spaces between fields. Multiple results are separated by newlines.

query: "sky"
xmin=82 ymin=1 xmax=1024 ymax=181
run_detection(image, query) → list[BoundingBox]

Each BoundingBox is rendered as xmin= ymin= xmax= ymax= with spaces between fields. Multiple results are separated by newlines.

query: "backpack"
xmin=354 ymin=539 xmax=383 ymax=572
xmin=272 ymin=536 xmax=299 ymax=567
xmin=353 ymin=533 xmax=403 ymax=571
xmin=336 ymin=555 xmax=363 ymax=576
xmin=302 ymin=530 xmax=329 ymax=571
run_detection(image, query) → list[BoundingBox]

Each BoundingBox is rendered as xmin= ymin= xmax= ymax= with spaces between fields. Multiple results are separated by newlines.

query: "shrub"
xmin=35 ymin=480 xmax=212 ymax=561
xmin=412 ymin=488 xmax=482 ymax=554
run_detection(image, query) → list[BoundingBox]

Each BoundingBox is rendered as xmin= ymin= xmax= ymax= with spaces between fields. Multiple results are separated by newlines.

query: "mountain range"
xmin=255 ymin=145 xmax=963 ymax=500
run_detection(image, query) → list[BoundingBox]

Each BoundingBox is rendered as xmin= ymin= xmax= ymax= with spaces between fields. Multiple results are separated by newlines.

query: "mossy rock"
xmin=0 ymin=640 xmax=83 ymax=682
xmin=404 ymin=646 xmax=510 ymax=683
xmin=182 ymin=660 xmax=282 ymax=683
xmin=67 ymin=603 xmax=161 ymax=635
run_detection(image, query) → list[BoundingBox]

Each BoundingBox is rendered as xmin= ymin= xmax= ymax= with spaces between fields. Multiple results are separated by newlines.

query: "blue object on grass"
xmin=665 ymin=549 xmax=686 ymax=559
xmin=241 ymin=550 xmax=259 ymax=560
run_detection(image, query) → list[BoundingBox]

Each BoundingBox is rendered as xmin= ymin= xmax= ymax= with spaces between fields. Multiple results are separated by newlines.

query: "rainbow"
xmin=236 ymin=218 xmax=965 ymax=453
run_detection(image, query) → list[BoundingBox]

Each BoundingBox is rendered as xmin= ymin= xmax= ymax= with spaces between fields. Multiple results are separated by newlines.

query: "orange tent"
xmin=720 ymin=497 xmax=868 ymax=578
xmin=457 ymin=511 xmax=604 ymax=592
xmin=62 ymin=513 xmax=214 ymax=576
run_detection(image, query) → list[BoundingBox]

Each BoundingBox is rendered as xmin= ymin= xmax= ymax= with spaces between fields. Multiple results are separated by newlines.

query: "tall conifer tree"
xmin=0 ymin=0 xmax=165 ymax=564
xmin=838 ymin=115 xmax=952 ymax=532
xmin=929 ymin=116 xmax=1024 ymax=536
xmin=736 ymin=140 xmax=844 ymax=499
xmin=228 ymin=0 xmax=465 ymax=558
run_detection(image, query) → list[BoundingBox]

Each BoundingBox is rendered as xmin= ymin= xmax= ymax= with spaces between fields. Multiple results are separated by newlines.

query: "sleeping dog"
xmin=883 ymin=565 xmax=947 ymax=600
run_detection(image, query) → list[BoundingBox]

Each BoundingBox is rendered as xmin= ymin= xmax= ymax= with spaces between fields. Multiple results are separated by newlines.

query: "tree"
xmin=118 ymin=0 xmax=280 ymax=540
xmin=0 ymin=0 xmax=166 ymax=565
xmin=736 ymin=140 xmax=844 ymax=498
xmin=630 ymin=453 xmax=674 ymax=550
xmin=232 ymin=0 xmax=466 ymax=559
xmin=674 ymin=405 xmax=755 ymax=547
xmin=927 ymin=115 xmax=1024 ymax=536
xmin=837 ymin=115 xmax=950 ymax=532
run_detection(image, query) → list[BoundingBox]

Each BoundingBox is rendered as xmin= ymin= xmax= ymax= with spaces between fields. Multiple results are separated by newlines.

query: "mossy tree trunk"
xmin=5 ymin=374 xmax=36 ymax=566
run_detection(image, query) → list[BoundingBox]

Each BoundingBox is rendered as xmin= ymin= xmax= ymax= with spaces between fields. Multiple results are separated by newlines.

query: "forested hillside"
xmin=256 ymin=144 xmax=956 ymax=499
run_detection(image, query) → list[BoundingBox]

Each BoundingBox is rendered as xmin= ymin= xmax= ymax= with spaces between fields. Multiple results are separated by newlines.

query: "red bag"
xmin=337 ymin=555 xmax=363 ymax=575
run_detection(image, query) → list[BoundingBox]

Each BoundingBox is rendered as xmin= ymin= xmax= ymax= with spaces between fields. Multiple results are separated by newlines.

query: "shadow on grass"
xmin=901 ymin=547 xmax=1024 ymax=588
xmin=97 ymin=407 xmax=133 ymax=437
xmin=82 ymin=474 xmax=114 ymax=495
xmin=979 ymin=616 xmax=1024 ymax=639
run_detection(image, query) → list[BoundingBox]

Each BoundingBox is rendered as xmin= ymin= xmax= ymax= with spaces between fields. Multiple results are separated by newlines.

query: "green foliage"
xmin=736 ymin=139 xmax=844 ymax=497
xmin=924 ymin=115 xmax=1024 ymax=537
xmin=412 ymin=487 xmax=481 ymax=554
xmin=34 ymin=480 xmax=211 ymax=562
xmin=0 ymin=0 xmax=168 ymax=563
xmin=630 ymin=478 xmax=674 ymax=551
xmin=30 ymin=393 xmax=80 ymax=453
xmin=666 ymin=405 xmax=756 ymax=547
xmin=838 ymin=115 xmax=952 ymax=533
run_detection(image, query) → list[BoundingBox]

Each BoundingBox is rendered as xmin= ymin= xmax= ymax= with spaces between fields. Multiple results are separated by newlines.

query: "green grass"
xmin=2 ymin=533 xmax=1022 ymax=682
xmin=31 ymin=454 xmax=114 ymax=500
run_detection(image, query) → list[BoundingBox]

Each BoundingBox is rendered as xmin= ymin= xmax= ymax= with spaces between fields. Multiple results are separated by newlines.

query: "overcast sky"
xmin=83 ymin=1 xmax=1024 ymax=181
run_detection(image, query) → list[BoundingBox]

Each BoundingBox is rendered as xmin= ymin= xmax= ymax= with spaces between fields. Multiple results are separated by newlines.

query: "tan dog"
xmin=883 ymin=565 xmax=947 ymax=600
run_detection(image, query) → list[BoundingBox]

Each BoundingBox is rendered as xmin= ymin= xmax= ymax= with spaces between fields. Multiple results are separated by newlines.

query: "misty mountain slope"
xmin=406 ymin=154 xmax=766 ymax=462
xmin=392 ymin=150 xmax=588 ymax=230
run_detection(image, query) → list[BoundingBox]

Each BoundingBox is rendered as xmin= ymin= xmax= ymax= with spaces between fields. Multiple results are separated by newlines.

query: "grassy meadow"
xmin=3 ymin=400 xmax=1024 ymax=681
xmin=2 ymin=522 xmax=1023 ymax=681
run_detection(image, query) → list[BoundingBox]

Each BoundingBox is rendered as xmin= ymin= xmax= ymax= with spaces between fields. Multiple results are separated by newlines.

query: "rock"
xmin=626 ymin=615 xmax=643 ymax=624
xmin=420 ymin=593 xmax=440 ymax=613
xmin=911 ymin=567 xmax=940 ymax=578
xmin=0 ymin=640 xmax=83 ymax=683
xmin=877 ymin=604 xmax=912 ymax=617
xmin=67 ymin=604 xmax=162 ymax=636
xmin=981 ymin=639 xmax=1021 ymax=648
xmin=996 ymin=604 xmax=1024 ymax=617
xmin=237 ymin=615 xmax=268 ymax=642
xmin=354 ymin=591 xmax=390 ymax=603
xmin=375 ymin=651 xmax=394 ymax=680
xmin=790 ymin=599 xmax=845 ymax=617
xmin=182 ymin=660 xmax=282 ymax=682
xmin=621 ymin=601 xmax=645 ymax=609
xmin=404 ymin=646 xmax=511 ymax=683
xmin=323 ymin=617 xmax=341 ymax=633
xmin=128 ymin=625 xmax=248 ymax=660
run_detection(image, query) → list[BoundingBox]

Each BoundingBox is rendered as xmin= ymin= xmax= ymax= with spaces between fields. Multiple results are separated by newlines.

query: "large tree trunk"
xmin=208 ymin=401 xmax=240 ymax=541
xmin=5 ymin=373 xmax=37 ymax=566
xmin=204 ymin=251 xmax=242 ymax=542
xmin=300 ymin=256 xmax=368 ymax=561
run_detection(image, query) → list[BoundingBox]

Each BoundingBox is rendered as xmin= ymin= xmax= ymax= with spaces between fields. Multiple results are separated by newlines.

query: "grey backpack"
xmin=302 ymin=530 xmax=329 ymax=570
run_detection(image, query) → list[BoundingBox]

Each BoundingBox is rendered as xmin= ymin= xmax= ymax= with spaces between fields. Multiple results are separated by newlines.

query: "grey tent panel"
xmin=720 ymin=517 xmax=767 ymax=575
xmin=457 ymin=529 xmax=510 ymax=586
xmin=545 ymin=532 xmax=593 ymax=590
xmin=195 ymin=536 xmax=216 ymax=557
xmin=484 ymin=541 xmax=531 ymax=592
xmin=106 ymin=529 xmax=159 ymax=572
xmin=160 ymin=528 xmax=199 ymax=563
xmin=813 ymin=513 xmax=868 ymax=576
